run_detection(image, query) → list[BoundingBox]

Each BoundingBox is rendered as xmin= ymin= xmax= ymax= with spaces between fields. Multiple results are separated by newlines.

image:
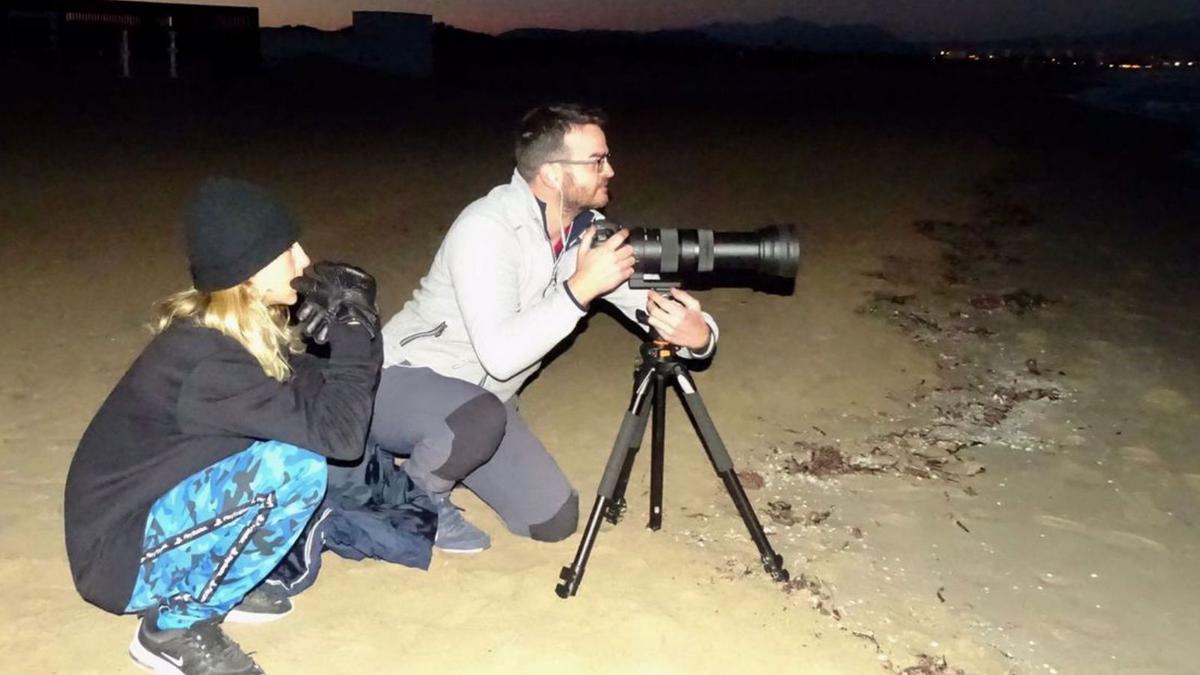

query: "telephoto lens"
xmin=593 ymin=224 xmax=800 ymax=291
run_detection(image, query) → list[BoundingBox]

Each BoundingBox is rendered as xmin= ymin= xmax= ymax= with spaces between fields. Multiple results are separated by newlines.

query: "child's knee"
xmin=258 ymin=441 xmax=327 ymax=504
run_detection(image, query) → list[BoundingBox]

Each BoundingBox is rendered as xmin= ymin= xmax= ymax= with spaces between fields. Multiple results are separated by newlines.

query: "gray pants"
xmin=366 ymin=365 xmax=578 ymax=542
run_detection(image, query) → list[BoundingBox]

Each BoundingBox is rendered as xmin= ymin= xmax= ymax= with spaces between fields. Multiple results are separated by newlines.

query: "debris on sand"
xmin=783 ymin=573 xmax=842 ymax=619
xmin=790 ymin=442 xmax=850 ymax=477
xmin=781 ymin=433 xmax=985 ymax=482
xmin=766 ymin=500 xmax=799 ymax=526
xmin=737 ymin=470 xmax=766 ymax=490
xmin=992 ymin=386 xmax=1061 ymax=404
xmin=848 ymin=448 xmax=901 ymax=473
xmin=969 ymin=289 xmax=1052 ymax=315
xmin=895 ymin=653 xmax=967 ymax=675
xmin=782 ymin=454 xmax=807 ymax=475
xmin=871 ymin=291 xmax=918 ymax=306
xmin=864 ymin=427 xmax=986 ymax=480
xmin=978 ymin=386 xmax=1061 ymax=426
xmin=806 ymin=509 xmax=832 ymax=525
xmin=861 ymin=254 xmax=932 ymax=286
xmin=950 ymin=461 xmax=985 ymax=477
xmin=786 ymin=442 xmax=899 ymax=476
xmin=915 ymin=219 xmax=1024 ymax=268
xmin=715 ymin=558 xmax=755 ymax=581
xmin=856 ymin=295 xmax=947 ymax=342
xmin=967 ymin=294 xmax=1004 ymax=310
xmin=858 ymin=287 xmax=1028 ymax=346
xmin=762 ymin=203 xmax=1058 ymax=672
xmin=1001 ymin=288 xmax=1051 ymax=313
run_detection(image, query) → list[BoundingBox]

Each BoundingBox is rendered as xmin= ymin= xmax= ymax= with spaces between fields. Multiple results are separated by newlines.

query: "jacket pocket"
xmin=398 ymin=322 xmax=447 ymax=347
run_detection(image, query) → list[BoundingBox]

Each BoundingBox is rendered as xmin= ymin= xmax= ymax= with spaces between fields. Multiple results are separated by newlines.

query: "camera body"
xmin=592 ymin=223 xmax=799 ymax=291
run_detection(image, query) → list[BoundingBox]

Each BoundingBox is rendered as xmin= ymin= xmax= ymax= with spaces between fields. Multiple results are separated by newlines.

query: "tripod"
xmin=555 ymin=337 xmax=791 ymax=598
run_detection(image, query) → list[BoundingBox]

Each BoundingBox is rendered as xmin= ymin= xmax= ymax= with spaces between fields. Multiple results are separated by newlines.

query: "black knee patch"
xmin=529 ymin=491 xmax=579 ymax=542
xmin=436 ymin=392 xmax=506 ymax=481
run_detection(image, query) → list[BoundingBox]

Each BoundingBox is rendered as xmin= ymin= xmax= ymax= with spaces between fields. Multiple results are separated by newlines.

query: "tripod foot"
xmin=556 ymin=566 xmax=578 ymax=599
xmin=604 ymin=497 xmax=627 ymax=524
xmin=763 ymin=553 xmax=790 ymax=583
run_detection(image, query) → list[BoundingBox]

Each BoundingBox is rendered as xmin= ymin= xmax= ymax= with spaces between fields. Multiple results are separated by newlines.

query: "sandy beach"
xmin=1 ymin=61 xmax=1198 ymax=674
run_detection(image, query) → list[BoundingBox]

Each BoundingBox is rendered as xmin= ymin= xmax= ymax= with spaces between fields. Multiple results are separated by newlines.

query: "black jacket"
xmin=64 ymin=321 xmax=381 ymax=613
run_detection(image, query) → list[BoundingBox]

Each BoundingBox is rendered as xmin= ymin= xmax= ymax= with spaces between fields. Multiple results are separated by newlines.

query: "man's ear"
xmin=540 ymin=163 xmax=562 ymax=190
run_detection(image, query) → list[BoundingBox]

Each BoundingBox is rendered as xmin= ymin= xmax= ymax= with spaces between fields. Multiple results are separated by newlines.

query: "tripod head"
xmin=636 ymin=331 xmax=704 ymax=386
xmin=642 ymin=336 xmax=677 ymax=360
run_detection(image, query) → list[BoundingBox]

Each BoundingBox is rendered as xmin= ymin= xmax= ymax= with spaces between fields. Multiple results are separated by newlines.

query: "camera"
xmin=593 ymin=223 xmax=800 ymax=291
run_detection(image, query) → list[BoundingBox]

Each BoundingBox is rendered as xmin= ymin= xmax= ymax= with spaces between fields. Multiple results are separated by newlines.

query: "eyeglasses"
xmin=549 ymin=153 xmax=611 ymax=173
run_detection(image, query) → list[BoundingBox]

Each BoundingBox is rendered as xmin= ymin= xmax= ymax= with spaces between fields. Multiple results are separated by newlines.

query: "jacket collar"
xmin=507 ymin=169 xmax=595 ymax=250
xmin=507 ymin=170 xmax=544 ymax=234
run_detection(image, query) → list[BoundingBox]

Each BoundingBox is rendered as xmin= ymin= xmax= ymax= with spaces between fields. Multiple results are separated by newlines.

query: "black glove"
xmin=291 ymin=262 xmax=380 ymax=344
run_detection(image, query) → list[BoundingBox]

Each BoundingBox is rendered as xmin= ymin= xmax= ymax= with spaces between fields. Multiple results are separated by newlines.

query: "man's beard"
xmin=562 ymin=173 xmax=608 ymax=211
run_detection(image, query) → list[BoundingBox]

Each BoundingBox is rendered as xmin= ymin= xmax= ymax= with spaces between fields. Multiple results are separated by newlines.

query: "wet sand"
xmin=1 ymin=64 xmax=1197 ymax=674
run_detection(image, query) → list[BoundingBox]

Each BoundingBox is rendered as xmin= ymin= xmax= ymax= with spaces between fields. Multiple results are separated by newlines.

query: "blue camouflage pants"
xmin=124 ymin=440 xmax=327 ymax=630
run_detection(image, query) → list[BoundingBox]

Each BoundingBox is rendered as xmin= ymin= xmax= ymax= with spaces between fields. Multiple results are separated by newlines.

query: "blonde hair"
xmin=153 ymin=284 xmax=297 ymax=382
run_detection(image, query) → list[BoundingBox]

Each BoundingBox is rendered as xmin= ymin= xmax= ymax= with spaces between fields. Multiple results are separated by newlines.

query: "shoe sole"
xmin=128 ymin=621 xmax=185 ymax=675
xmin=436 ymin=545 xmax=487 ymax=554
xmin=224 ymin=605 xmax=293 ymax=624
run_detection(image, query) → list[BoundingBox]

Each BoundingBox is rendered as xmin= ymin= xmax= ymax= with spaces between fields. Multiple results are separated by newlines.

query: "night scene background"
xmin=1 ymin=1 xmax=1198 ymax=673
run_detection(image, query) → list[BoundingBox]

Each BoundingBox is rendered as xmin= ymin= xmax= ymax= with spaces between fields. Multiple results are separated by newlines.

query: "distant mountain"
xmin=499 ymin=27 xmax=717 ymax=48
xmin=938 ymin=18 xmax=1200 ymax=56
xmin=499 ymin=18 xmax=913 ymax=55
xmin=696 ymin=17 xmax=914 ymax=54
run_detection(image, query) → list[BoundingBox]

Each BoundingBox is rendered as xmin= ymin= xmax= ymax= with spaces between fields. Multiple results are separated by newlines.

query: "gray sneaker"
xmin=129 ymin=607 xmax=264 ymax=675
xmin=225 ymin=580 xmax=292 ymax=624
xmin=434 ymin=496 xmax=491 ymax=554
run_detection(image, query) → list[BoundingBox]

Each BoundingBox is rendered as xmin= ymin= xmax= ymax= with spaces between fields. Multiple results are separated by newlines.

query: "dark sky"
xmin=179 ymin=1 xmax=1195 ymax=40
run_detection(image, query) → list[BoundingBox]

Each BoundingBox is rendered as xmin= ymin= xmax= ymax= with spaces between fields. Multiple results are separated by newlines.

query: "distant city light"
xmin=933 ymin=49 xmax=1195 ymax=69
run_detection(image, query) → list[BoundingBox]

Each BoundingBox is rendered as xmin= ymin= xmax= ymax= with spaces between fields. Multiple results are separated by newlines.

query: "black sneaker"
xmin=129 ymin=607 xmax=264 ymax=675
xmin=225 ymin=581 xmax=292 ymax=624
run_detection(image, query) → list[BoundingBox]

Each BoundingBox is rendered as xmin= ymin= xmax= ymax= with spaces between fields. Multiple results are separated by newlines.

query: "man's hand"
xmin=646 ymin=289 xmax=710 ymax=350
xmin=567 ymin=226 xmax=635 ymax=306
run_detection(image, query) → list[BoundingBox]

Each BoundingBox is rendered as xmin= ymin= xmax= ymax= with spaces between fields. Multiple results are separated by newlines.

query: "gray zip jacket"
xmin=381 ymin=170 xmax=717 ymax=402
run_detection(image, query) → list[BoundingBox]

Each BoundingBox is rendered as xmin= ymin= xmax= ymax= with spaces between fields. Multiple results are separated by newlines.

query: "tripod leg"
xmin=671 ymin=368 xmax=790 ymax=583
xmin=607 ymin=367 xmax=655 ymax=523
xmin=648 ymin=372 xmax=666 ymax=530
xmin=556 ymin=370 xmax=655 ymax=599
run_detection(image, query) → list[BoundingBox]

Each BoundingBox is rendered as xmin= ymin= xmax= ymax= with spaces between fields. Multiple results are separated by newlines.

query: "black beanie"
xmin=185 ymin=177 xmax=300 ymax=292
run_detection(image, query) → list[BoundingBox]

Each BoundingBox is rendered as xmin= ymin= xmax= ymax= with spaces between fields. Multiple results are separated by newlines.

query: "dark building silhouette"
xmin=1 ymin=0 xmax=259 ymax=78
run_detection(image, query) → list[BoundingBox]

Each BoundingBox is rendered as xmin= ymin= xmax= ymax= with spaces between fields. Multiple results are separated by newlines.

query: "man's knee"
xmin=528 ymin=491 xmax=579 ymax=542
xmin=438 ymin=392 xmax=506 ymax=480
